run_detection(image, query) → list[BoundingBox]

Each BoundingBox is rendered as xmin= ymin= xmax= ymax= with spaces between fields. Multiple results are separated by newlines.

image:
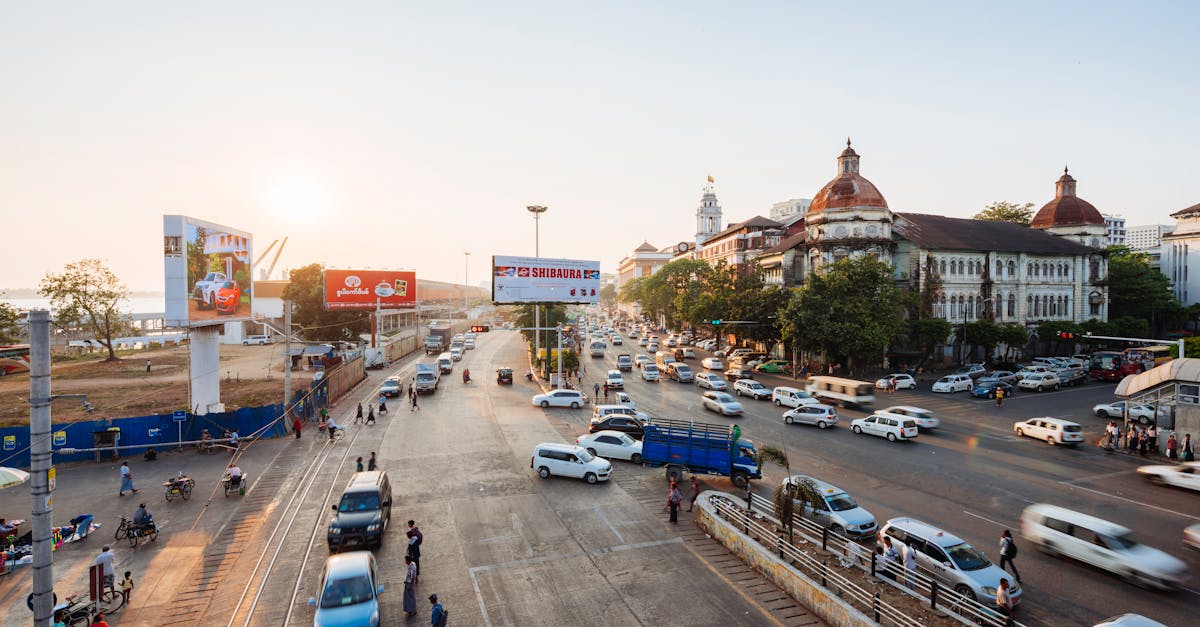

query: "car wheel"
xmin=538 ymin=467 xmax=550 ymax=479
xmin=586 ymin=448 xmax=597 ymax=456
xmin=570 ymin=402 xmax=580 ymax=409
xmin=1054 ymin=384 xmax=1060 ymax=390
xmin=242 ymin=341 xmax=249 ymax=346
xmin=735 ymin=389 xmax=742 ymax=396
xmin=1096 ymin=410 xmax=1109 ymax=418
xmin=852 ymin=425 xmax=862 ymax=434
xmin=774 ymin=399 xmax=782 ymax=406
xmin=830 ymin=524 xmax=844 ymax=536
xmin=954 ymin=584 xmax=974 ymax=599
xmin=1038 ymin=386 xmax=1045 ymax=392
xmin=784 ymin=415 xmax=794 ymax=424
xmin=631 ymin=453 xmax=642 ymax=464
xmin=585 ymin=473 xmax=598 ymax=485
xmin=1047 ymin=436 xmax=1057 ymax=446
xmin=817 ymin=421 xmax=827 ymax=430
xmin=1015 ymin=428 xmax=1025 ymax=437
xmin=541 ymin=401 xmax=550 ymax=408
xmin=887 ymin=432 xmax=897 ymax=442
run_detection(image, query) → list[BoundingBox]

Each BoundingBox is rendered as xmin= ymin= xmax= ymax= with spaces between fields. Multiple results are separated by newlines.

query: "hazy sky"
xmin=3 ymin=1 xmax=1197 ymax=292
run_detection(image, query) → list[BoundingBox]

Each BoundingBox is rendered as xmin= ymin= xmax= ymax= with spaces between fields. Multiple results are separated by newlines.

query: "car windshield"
xmin=320 ymin=574 xmax=375 ymax=608
xmin=416 ymin=373 xmax=435 ymax=382
xmin=338 ymin=493 xmax=380 ymax=512
xmin=220 ymin=281 xmax=236 ymax=289
xmin=576 ymin=449 xmax=595 ymax=463
xmin=1107 ymin=532 xmax=1138 ymax=550
xmin=748 ymin=382 xmax=763 ymax=389
xmin=826 ymin=493 xmax=859 ymax=511
xmin=617 ymin=433 xmax=635 ymax=445
xmin=944 ymin=542 xmax=991 ymax=571
xmin=715 ymin=393 xmax=734 ymax=402
xmin=645 ymin=365 xmax=658 ymax=372
xmin=937 ymin=377 xmax=952 ymax=383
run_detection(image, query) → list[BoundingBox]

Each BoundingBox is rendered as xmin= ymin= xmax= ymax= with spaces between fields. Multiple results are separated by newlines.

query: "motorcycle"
xmin=163 ymin=473 xmax=195 ymax=502
xmin=222 ymin=472 xmax=249 ymax=497
xmin=525 ymin=370 xmax=534 ymax=381
xmin=462 ymin=370 xmax=472 ymax=384
xmin=115 ymin=515 xmax=158 ymax=547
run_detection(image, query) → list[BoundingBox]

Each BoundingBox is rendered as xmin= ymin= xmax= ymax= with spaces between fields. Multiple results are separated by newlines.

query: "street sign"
xmin=172 ymin=410 xmax=187 ymax=423
xmin=48 ymin=466 xmax=56 ymax=493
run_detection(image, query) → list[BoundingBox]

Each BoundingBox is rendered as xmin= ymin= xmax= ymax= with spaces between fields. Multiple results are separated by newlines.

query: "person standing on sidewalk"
xmin=356 ymin=457 xmax=364 ymax=472
xmin=403 ymin=555 xmax=418 ymax=617
xmin=666 ymin=481 xmax=682 ymax=524
xmin=686 ymin=476 xmax=702 ymax=512
xmin=1166 ymin=432 xmax=1178 ymax=459
xmin=94 ymin=546 xmax=116 ymax=594
xmin=293 ymin=415 xmax=302 ymax=439
xmin=999 ymin=529 xmax=1021 ymax=583
xmin=429 ymin=594 xmax=447 ymax=626
xmin=1182 ymin=433 xmax=1195 ymax=461
xmin=368 ymin=452 xmax=378 ymax=471
xmin=994 ymin=386 xmax=1005 ymax=407
xmin=119 ymin=570 xmax=134 ymax=606
xmin=118 ymin=462 xmax=137 ymax=496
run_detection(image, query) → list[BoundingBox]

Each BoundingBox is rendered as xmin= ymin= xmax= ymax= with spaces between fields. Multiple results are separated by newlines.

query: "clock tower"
xmin=695 ymin=179 xmax=723 ymax=246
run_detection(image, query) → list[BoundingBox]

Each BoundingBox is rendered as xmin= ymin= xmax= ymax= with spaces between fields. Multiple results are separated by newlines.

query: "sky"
xmin=2 ymin=1 xmax=1198 ymax=292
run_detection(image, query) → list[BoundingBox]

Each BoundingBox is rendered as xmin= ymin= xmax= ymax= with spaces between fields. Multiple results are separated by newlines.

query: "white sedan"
xmin=1137 ymin=462 xmax=1200 ymax=492
xmin=701 ymin=357 xmax=725 ymax=371
xmin=1093 ymin=401 xmax=1160 ymax=425
xmin=576 ymin=430 xmax=643 ymax=463
xmin=701 ymin=391 xmax=743 ymax=416
xmin=695 ymin=373 xmax=727 ymax=390
xmin=531 ymin=389 xmax=588 ymax=409
xmin=874 ymin=374 xmax=917 ymax=390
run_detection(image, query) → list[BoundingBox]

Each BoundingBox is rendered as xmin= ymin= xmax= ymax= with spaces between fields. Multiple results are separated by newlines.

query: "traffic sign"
xmin=172 ymin=410 xmax=187 ymax=422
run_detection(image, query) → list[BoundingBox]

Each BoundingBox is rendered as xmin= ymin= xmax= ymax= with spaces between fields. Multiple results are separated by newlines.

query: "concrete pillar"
xmin=190 ymin=326 xmax=221 ymax=414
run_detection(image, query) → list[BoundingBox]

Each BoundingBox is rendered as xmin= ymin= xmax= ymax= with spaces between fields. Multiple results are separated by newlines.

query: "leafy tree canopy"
xmin=1107 ymin=246 xmax=1183 ymax=331
xmin=973 ymin=201 xmax=1034 ymax=226
xmin=39 ymin=258 xmax=129 ymax=361
xmin=282 ymin=263 xmax=370 ymax=342
xmin=0 ymin=293 xmax=20 ymax=344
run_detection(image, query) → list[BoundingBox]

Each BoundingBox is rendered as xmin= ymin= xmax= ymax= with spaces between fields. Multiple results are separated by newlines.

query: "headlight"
xmin=981 ymin=586 xmax=996 ymax=595
xmin=366 ymin=524 xmax=380 ymax=532
xmin=328 ymin=527 xmax=341 ymax=535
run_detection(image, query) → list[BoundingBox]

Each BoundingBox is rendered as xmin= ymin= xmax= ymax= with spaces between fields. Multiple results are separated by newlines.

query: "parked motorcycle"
xmin=163 ymin=473 xmax=195 ymax=502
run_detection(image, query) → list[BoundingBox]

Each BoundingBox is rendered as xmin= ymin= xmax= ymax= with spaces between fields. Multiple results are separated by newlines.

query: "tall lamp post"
xmin=464 ymin=251 xmax=471 ymax=315
xmin=527 ymin=205 xmax=548 ymax=375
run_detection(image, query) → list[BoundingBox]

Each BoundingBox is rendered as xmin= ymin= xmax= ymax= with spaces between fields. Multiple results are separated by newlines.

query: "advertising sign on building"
xmin=323 ymin=269 xmax=418 ymax=310
xmin=163 ymin=215 xmax=254 ymax=327
xmin=492 ymin=256 xmax=600 ymax=304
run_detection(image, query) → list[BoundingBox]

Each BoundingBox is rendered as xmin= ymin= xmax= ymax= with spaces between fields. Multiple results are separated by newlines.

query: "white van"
xmin=436 ymin=352 xmax=454 ymax=373
xmin=931 ymin=374 xmax=972 ymax=393
xmin=1013 ymin=417 xmax=1084 ymax=446
xmin=772 ymin=386 xmax=821 ymax=408
xmin=530 ymin=443 xmax=612 ymax=484
xmin=1020 ymin=503 xmax=1186 ymax=589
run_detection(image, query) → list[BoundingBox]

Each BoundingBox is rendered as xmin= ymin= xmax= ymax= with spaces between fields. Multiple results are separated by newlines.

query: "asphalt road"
xmin=582 ymin=341 xmax=1200 ymax=627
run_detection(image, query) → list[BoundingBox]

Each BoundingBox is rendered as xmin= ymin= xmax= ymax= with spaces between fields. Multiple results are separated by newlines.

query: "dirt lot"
xmin=0 ymin=343 xmax=315 ymax=427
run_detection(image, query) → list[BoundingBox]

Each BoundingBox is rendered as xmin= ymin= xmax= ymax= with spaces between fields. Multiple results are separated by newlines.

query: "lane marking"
xmin=963 ymin=509 xmax=1012 ymax=528
xmin=1060 ymin=468 xmax=1137 ymax=485
xmin=1061 ymin=483 xmax=1200 ymax=521
xmin=594 ymin=507 xmax=625 ymax=544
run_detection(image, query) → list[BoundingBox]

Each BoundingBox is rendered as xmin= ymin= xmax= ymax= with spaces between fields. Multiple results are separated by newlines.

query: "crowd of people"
xmin=1101 ymin=421 xmax=1195 ymax=460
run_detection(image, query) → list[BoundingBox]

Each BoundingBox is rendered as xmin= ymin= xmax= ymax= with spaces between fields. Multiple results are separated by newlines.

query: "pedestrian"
xmin=411 ymin=391 xmax=420 ymax=412
xmin=53 ymin=610 xmax=67 ymax=627
xmin=800 ymin=364 xmax=808 ymax=380
xmin=320 ymin=407 xmax=328 ymax=423
xmin=228 ymin=429 xmax=239 ymax=453
xmin=994 ymin=386 xmax=1005 ymax=407
xmin=882 ymin=536 xmax=900 ymax=579
xmin=593 ymin=382 xmax=600 ymax=400
xmin=603 ymin=385 xmax=609 ymax=401
xmin=687 ymin=476 xmax=701 ymax=512
xmin=293 ymin=416 xmax=302 ymax=439
xmin=1166 ymin=432 xmax=1178 ymax=459
xmin=89 ymin=611 xmax=109 ymax=627
xmin=367 ymin=405 xmax=375 ymax=424
xmin=902 ymin=541 xmax=917 ymax=587
xmin=119 ymin=570 xmax=134 ymax=606
xmin=995 ymin=578 xmax=1013 ymax=618
xmin=94 ymin=546 xmax=116 ymax=594
xmin=407 ymin=529 xmax=422 ymax=581
xmin=577 ymin=370 xmax=583 ymax=385
xmin=355 ymin=402 xmax=364 ymax=425
xmin=1148 ymin=424 xmax=1158 ymax=454
xmin=379 ymin=393 xmax=387 ymax=408
xmin=1182 ymin=433 xmax=1195 ymax=462
xmin=1127 ymin=424 xmax=1137 ymax=453
xmin=145 ymin=359 xmax=151 ymax=373
xmin=403 ymin=555 xmax=418 ymax=617
xmin=745 ymin=480 xmax=754 ymax=510
xmin=430 ymin=594 xmax=448 ymax=626
xmin=118 ymin=461 xmax=137 ymax=496
xmin=1139 ymin=427 xmax=1149 ymax=455
xmin=999 ymin=529 xmax=1021 ymax=583
xmin=666 ymin=481 xmax=682 ymax=524
xmin=368 ymin=452 xmax=377 ymax=471
xmin=356 ymin=457 xmax=364 ymax=472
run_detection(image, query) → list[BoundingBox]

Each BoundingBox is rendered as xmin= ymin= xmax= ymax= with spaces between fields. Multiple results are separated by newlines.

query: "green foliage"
xmin=973 ymin=201 xmax=1034 ymax=226
xmin=513 ymin=303 xmax=569 ymax=373
xmin=780 ymin=256 xmax=905 ymax=372
xmin=1112 ymin=316 xmax=1149 ymax=339
xmin=599 ymin=283 xmax=617 ymax=307
xmin=961 ymin=319 xmax=1004 ymax=361
xmin=0 ymin=294 xmax=19 ymax=344
xmin=38 ymin=258 xmax=130 ymax=361
xmin=1182 ymin=337 xmax=1200 ymax=358
xmin=1107 ymin=246 xmax=1183 ymax=333
xmin=909 ymin=318 xmax=952 ymax=364
xmin=998 ymin=324 xmax=1030 ymax=361
xmin=756 ymin=444 xmax=790 ymax=472
xmin=282 ymin=263 xmax=371 ymax=342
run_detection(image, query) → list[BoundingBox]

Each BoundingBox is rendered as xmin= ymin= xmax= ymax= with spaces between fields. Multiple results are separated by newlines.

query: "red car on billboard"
xmin=214 ymin=281 xmax=242 ymax=314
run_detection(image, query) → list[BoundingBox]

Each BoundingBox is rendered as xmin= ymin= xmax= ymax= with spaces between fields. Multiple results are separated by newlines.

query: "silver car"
xmin=782 ymin=404 xmax=839 ymax=429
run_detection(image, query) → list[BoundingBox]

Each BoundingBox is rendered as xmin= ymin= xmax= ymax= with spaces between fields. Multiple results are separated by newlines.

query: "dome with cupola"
xmin=808 ymin=139 xmax=889 ymax=213
xmin=1030 ymin=167 xmax=1104 ymax=229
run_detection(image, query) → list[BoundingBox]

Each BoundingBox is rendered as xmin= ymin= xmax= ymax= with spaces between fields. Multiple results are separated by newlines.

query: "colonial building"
xmin=1163 ymin=203 xmax=1200 ymax=306
xmin=615 ymin=241 xmax=675 ymax=317
xmin=758 ymin=142 xmax=1110 ymax=327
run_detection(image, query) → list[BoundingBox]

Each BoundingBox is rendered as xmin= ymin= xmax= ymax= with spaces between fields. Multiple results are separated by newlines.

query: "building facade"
xmin=1103 ymin=214 xmax=1126 ymax=246
xmin=1126 ymin=224 xmax=1174 ymax=250
xmin=1163 ymin=203 xmax=1200 ymax=306
xmin=769 ymin=198 xmax=812 ymax=221
xmin=615 ymin=241 xmax=675 ymax=316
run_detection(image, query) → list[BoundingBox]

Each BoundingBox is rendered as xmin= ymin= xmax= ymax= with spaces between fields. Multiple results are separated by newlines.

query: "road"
xmin=583 ymin=340 xmax=1200 ymax=626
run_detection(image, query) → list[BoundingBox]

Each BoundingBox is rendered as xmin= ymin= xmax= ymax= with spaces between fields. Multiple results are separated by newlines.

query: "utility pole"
xmin=283 ymin=300 xmax=292 ymax=421
xmin=28 ymin=310 xmax=53 ymax=626
xmin=528 ymin=205 xmax=548 ymax=375
xmin=464 ymin=251 xmax=471 ymax=315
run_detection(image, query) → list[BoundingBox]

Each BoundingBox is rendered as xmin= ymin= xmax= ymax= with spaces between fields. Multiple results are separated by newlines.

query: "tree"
xmin=973 ymin=201 xmax=1034 ymax=226
xmin=1107 ymin=246 xmax=1183 ymax=333
xmin=599 ymin=283 xmax=617 ymax=308
xmin=512 ymin=303 xmax=569 ymax=375
xmin=998 ymin=324 xmax=1030 ymax=362
xmin=758 ymin=445 xmax=797 ymax=542
xmin=961 ymin=319 xmax=1003 ymax=362
xmin=780 ymin=257 xmax=906 ymax=373
xmin=0 ymin=293 xmax=19 ymax=344
xmin=282 ymin=263 xmax=371 ymax=342
xmin=909 ymin=318 xmax=952 ymax=365
xmin=39 ymin=259 xmax=129 ymax=361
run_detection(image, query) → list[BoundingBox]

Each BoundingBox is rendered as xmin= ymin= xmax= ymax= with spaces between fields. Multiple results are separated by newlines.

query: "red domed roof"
xmin=1030 ymin=168 xmax=1104 ymax=229
xmin=809 ymin=140 xmax=888 ymax=213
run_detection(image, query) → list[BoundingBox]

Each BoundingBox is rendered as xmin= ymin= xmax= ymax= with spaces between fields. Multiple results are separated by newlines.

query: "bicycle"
xmin=314 ymin=423 xmax=345 ymax=441
xmin=114 ymin=516 xmax=158 ymax=547
xmin=56 ymin=589 xmax=125 ymax=626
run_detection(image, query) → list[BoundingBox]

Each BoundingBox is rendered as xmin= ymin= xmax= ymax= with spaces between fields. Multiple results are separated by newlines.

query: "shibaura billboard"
xmin=323 ymin=269 xmax=417 ymax=310
xmin=492 ymin=255 xmax=600 ymax=304
xmin=163 ymin=215 xmax=253 ymax=327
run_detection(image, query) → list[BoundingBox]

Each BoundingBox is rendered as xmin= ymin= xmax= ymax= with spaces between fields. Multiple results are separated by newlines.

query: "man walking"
xmin=119 ymin=462 xmax=137 ymax=496
xmin=995 ymin=578 xmax=1013 ymax=618
xmin=593 ymin=382 xmax=600 ymax=402
xmin=355 ymin=402 xmax=364 ymax=424
xmin=410 ymin=389 xmax=420 ymax=412
xmin=666 ymin=481 xmax=682 ymax=524
xmin=429 ymin=594 xmax=447 ymax=626
xmin=999 ymin=529 xmax=1021 ymax=583
xmin=368 ymin=452 xmax=378 ymax=471
xmin=686 ymin=476 xmax=702 ymax=512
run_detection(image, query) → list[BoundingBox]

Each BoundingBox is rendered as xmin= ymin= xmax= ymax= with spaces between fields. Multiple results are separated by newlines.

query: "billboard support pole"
xmin=284 ymin=300 xmax=292 ymax=423
xmin=28 ymin=309 xmax=54 ymax=627
xmin=557 ymin=323 xmax=564 ymax=389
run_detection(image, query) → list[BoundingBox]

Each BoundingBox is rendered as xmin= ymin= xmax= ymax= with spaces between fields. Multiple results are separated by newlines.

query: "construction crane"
xmin=253 ymin=236 xmax=288 ymax=280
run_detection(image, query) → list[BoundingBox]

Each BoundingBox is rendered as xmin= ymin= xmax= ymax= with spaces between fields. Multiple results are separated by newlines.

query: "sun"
xmin=265 ymin=174 xmax=325 ymax=224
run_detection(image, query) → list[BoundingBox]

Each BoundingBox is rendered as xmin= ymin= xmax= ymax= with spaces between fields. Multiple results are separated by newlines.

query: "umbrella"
xmin=0 ymin=467 xmax=30 ymax=489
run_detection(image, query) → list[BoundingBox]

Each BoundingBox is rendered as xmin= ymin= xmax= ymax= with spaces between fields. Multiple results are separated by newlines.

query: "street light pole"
xmin=527 ymin=205 xmax=548 ymax=374
xmin=464 ymin=251 xmax=471 ymax=315
xmin=28 ymin=310 xmax=54 ymax=626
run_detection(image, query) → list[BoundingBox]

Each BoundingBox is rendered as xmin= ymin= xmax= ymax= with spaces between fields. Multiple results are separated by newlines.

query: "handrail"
xmin=710 ymin=495 xmax=1022 ymax=627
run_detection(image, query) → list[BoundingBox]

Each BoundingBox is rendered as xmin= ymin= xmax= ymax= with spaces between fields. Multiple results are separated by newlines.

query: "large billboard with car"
xmin=492 ymin=255 xmax=600 ymax=304
xmin=163 ymin=215 xmax=253 ymax=326
xmin=323 ymin=269 xmax=417 ymax=309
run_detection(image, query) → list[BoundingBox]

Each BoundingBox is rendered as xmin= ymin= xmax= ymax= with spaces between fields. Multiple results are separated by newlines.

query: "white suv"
xmin=243 ymin=334 xmax=273 ymax=345
xmin=641 ymin=364 xmax=660 ymax=382
xmin=1017 ymin=372 xmax=1060 ymax=392
xmin=851 ymin=414 xmax=918 ymax=442
xmin=879 ymin=517 xmax=1022 ymax=605
xmin=931 ymin=374 xmax=972 ymax=393
xmin=783 ymin=475 xmax=877 ymax=539
xmin=530 ymin=443 xmax=612 ymax=484
xmin=734 ymin=379 xmax=771 ymax=400
xmin=1013 ymin=417 xmax=1084 ymax=446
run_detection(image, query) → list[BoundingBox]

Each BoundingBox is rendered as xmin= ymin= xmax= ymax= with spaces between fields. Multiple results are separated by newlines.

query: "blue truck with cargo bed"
xmin=641 ymin=418 xmax=760 ymax=488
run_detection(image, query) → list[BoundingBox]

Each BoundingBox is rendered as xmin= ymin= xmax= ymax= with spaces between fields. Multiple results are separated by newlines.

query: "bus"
xmin=1124 ymin=345 xmax=1173 ymax=370
xmin=805 ymin=376 xmax=875 ymax=408
xmin=1088 ymin=345 xmax=1173 ymax=382
xmin=0 ymin=344 xmax=30 ymax=376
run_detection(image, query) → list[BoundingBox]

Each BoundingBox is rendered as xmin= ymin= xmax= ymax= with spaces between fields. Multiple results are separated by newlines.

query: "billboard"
xmin=163 ymin=215 xmax=253 ymax=327
xmin=492 ymin=255 xmax=600 ymax=304
xmin=323 ymin=269 xmax=417 ymax=310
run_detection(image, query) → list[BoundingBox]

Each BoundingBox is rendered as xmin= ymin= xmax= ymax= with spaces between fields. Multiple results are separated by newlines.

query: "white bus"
xmin=806 ymin=376 xmax=875 ymax=408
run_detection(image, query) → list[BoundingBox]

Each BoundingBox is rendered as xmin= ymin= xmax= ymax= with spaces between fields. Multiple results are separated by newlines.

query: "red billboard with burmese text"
xmin=323 ymin=269 xmax=417 ymax=310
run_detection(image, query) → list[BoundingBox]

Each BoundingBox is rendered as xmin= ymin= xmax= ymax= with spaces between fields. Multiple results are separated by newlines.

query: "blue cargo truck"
xmin=641 ymin=418 xmax=761 ymax=488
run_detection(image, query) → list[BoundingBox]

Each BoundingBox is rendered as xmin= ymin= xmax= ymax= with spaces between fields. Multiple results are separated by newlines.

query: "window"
xmin=1008 ymin=294 xmax=1016 ymax=317
xmin=1027 ymin=262 xmax=1033 ymax=277
xmin=1181 ymin=384 xmax=1200 ymax=405
xmin=966 ymin=297 xmax=974 ymax=318
xmin=996 ymin=260 xmax=1003 ymax=276
xmin=1008 ymin=260 xmax=1016 ymax=277
xmin=958 ymin=260 xmax=965 ymax=275
xmin=976 ymin=296 xmax=983 ymax=318
xmin=939 ymin=259 xmax=946 ymax=275
xmin=968 ymin=260 xmax=975 ymax=276
xmin=1049 ymin=296 xmax=1056 ymax=317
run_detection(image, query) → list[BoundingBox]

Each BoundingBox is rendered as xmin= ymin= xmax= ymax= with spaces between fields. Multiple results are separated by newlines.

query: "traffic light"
xmin=711 ymin=319 xmax=722 ymax=325
xmin=1057 ymin=330 xmax=1076 ymax=340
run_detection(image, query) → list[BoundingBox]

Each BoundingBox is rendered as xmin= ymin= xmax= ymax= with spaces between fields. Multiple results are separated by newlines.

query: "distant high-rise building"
xmin=1103 ymin=214 xmax=1126 ymax=246
xmin=769 ymin=198 xmax=812 ymax=221
xmin=1126 ymin=224 xmax=1173 ymax=250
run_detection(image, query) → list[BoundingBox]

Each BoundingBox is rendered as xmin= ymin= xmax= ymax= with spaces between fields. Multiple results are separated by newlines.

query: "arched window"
xmin=967 ymin=260 xmax=974 ymax=276
xmin=1090 ymin=257 xmax=1100 ymax=280
xmin=996 ymin=260 xmax=1002 ymax=276
xmin=1050 ymin=296 xmax=1057 ymax=317
xmin=937 ymin=295 xmax=945 ymax=318
xmin=1008 ymin=260 xmax=1016 ymax=277
xmin=966 ymin=297 xmax=974 ymax=318
xmin=1027 ymin=262 xmax=1033 ymax=277
xmin=976 ymin=296 xmax=984 ymax=318
xmin=959 ymin=260 xmax=965 ymax=275
xmin=1064 ymin=295 xmax=1070 ymax=317
xmin=1026 ymin=294 xmax=1033 ymax=317
xmin=939 ymin=259 xmax=946 ymax=275
xmin=1035 ymin=295 xmax=1042 ymax=317
xmin=1008 ymin=294 xmax=1016 ymax=317
xmin=1042 ymin=262 xmax=1050 ymax=277
xmin=1064 ymin=264 xmax=1070 ymax=280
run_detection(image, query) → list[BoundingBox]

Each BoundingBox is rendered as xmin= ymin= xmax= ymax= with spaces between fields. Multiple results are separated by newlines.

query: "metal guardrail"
xmin=712 ymin=495 xmax=1022 ymax=627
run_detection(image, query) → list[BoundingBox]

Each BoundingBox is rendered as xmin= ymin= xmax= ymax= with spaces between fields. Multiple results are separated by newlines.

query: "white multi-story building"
xmin=1163 ymin=204 xmax=1200 ymax=306
xmin=769 ymin=198 xmax=812 ymax=221
xmin=1103 ymin=214 xmax=1126 ymax=246
xmin=1126 ymin=224 xmax=1174 ymax=250
xmin=615 ymin=241 xmax=674 ymax=316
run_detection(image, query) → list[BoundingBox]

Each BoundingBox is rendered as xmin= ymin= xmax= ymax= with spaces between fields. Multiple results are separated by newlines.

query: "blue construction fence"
xmin=0 ymin=403 xmax=286 ymax=469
